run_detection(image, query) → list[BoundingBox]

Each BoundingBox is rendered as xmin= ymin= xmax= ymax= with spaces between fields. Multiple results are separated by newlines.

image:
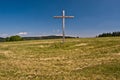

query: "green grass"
xmin=0 ymin=37 xmax=120 ymax=80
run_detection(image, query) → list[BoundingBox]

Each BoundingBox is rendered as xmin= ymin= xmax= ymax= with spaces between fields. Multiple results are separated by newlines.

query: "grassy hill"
xmin=0 ymin=37 xmax=120 ymax=80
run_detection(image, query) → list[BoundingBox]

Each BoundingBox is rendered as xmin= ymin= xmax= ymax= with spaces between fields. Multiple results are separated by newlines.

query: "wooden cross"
xmin=54 ymin=10 xmax=74 ymax=43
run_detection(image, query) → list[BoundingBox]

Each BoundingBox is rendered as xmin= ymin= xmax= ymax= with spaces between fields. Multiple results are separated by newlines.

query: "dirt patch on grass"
xmin=39 ymin=57 xmax=66 ymax=61
xmin=117 ymin=53 xmax=120 ymax=55
xmin=111 ymin=53 xmax=120 ymax=56
xmin=0 ymin=50 xmax=14 ymax=58
xmin=74 ymin=57 xmax=115 ymax=71
xmin=0 ymin=51 xmax=11 ymax=54
xmin=74 ymin=43 xmax=87 ymax=47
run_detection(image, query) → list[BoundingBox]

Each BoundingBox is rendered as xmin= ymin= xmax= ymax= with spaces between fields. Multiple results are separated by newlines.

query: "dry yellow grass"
xmin=0 ymin=38 xmax=120 ymax=80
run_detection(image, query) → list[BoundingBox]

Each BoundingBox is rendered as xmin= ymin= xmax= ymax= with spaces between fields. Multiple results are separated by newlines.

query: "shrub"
xmin=5 ymin=35 xmax=23 ymax=41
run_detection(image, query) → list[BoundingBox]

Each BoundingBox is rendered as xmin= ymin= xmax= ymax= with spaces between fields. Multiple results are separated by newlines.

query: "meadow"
xmin=0 ymin=37 xmax=120 ymax=80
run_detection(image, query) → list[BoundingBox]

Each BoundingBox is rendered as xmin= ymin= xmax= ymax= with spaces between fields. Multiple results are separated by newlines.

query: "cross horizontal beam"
xmin=54 ymin=16 xmax=74 ymax=18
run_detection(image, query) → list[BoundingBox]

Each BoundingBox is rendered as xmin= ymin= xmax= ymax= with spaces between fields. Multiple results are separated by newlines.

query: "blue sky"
xmin=0 ymin=0 xmax=120 ymax=37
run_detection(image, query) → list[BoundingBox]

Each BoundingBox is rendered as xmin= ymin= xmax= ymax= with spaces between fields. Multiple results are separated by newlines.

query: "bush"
xmin=5 ymin=35 xmax=23 ymax=41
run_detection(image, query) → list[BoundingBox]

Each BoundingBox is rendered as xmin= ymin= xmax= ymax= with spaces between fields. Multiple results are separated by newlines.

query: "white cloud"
xmin=0 ymin=33 xmax=9 ymax=38
xmin=18 ymin=32 xmax=28 ymax=35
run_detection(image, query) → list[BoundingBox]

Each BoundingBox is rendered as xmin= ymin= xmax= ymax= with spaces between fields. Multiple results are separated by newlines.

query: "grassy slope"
xmin=0 ymin=37 xmax=120 ymax=80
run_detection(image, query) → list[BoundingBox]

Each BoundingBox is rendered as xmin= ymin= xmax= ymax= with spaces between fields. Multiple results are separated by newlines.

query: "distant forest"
xmin=97 ymin=31 xmax=120 ymax=37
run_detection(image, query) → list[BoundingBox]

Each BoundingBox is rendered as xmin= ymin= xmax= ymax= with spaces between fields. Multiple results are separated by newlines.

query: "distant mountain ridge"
xmin=0 ymin=37 xmax=5 ymax=42
xmin=23 ymin=35 xmax=76 ymax=40
xmin=0 ymin=35 xmax=77 ymax=42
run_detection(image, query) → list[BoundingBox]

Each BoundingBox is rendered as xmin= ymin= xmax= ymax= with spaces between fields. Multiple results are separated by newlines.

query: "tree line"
xmin=97 ymin=31 xmax=120 ymax=37
xmin=0 ymin=35 xmax=23 ymax=42
xmin=6 ymin=35 xmax=23 ymax=41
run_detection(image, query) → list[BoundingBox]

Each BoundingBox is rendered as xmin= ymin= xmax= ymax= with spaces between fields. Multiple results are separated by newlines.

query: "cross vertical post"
xmin=54 ymin=10 xmax=74 ymax=43
xmin=62 ymin=10 xmax=65 ymax=43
